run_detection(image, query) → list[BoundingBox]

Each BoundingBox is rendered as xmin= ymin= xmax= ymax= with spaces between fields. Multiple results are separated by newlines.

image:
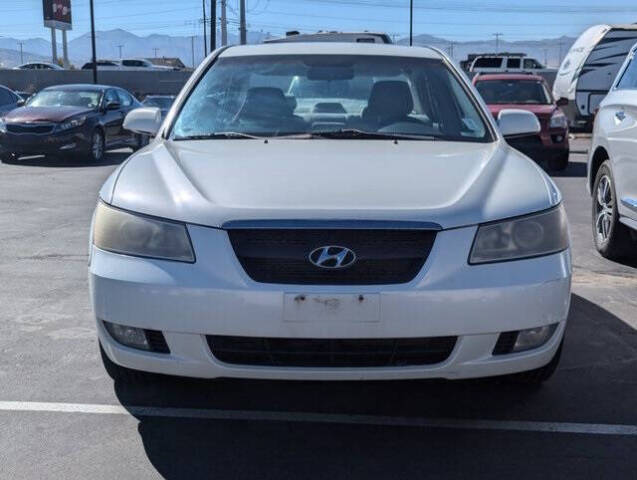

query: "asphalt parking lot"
xmin=0 ymin=138 xmax=636 ymax=479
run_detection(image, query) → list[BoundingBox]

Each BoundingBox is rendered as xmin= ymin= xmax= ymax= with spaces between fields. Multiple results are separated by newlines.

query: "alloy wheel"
xmin=595 ymin=174 xmax=614 ymax=244
xmin=92 ymin=131 xmax=104 ymax=161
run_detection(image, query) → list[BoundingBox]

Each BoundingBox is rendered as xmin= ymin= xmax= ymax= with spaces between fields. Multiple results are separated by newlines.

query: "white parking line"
xmin=1 ymin=401 xmax=636 ymax=436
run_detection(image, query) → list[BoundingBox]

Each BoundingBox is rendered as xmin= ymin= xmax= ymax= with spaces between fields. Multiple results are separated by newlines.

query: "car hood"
xmin=3 ymin=106 xmax=93 ymax=123
xmin=487 ymin=104 xmax=556 ymax=119
xmin=103 ymin=139 xmax=560 ymax=230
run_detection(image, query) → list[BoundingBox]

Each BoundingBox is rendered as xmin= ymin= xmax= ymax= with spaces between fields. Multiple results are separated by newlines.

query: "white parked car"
xmin=469 ymin=55 xmax=553 ymax=74
xmin=91 ymin=43 xmax=571 ymax=385
xmin=588 ymin=42 xmax=637 ymax=259
xmin=14 ymin=62 xmax=63 ymax=70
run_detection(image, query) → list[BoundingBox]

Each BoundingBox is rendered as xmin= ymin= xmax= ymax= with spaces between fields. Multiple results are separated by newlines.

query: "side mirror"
xmin=123 ymin=107 xmax=162 ymax=136
xmin=106 ymin=100 xmax=121 ymax=110
xmin=556 ymin=97 xmax=569 ymax=107
xmin=497 ymin=109 xmax=541 ymax=138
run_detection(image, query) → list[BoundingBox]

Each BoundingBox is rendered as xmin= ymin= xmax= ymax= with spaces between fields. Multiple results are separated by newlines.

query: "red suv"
xmin=473 ymin=74 xmax=569 ymax=171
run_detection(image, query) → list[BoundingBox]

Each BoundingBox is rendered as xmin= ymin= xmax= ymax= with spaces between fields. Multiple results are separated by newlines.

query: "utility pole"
xmin=18 ymin=42 xmax=24 ymax=64
xmin=89 ymin=0 xmax=98 ymax=83
xmin=544 ymin=48 xmax=548 ymax=67
xmin=493 ymin=33 xmax=503 ymax=54
xmin=202 ymin=0 xmax=208 ymax=56
xmin=191 ymin=36 xmax=195 ymax=68
xmin=116 ymin=44 xmax=123 ymax=59
xmin=211 ymin=0 xmax=216 ymax=52
xmin=239 ymin=0 xmax=246 ymax=45
xmin=153 ymin=48 xmax=160 ymax=58
xmin=409 ymin=0 xmax=413 ymax=46
xmin=220 ymin=0 xmax=227 ymax=46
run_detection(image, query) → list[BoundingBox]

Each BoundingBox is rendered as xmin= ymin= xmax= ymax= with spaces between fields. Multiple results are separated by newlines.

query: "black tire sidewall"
xmin=90 ymin=130 xmax=104 ymax=162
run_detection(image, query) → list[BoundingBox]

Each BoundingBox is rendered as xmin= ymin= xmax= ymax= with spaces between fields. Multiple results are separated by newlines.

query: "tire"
xmin=89 ymin=129 xmax=105 ymax=162
xmin=592 ymin=161 xmax=634 ymax=259
xmin=0 ymin=152 xmax=16 ymax=163
xmin=507 ymin=341 xmax=563 ymax=385
xmin=548 ymin=152 xmax=569 ymax=172
xmin=99 ymin=343 xmax=149 ymax=383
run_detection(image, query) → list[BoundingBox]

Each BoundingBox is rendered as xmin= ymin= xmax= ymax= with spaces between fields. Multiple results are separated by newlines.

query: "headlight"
xmin=92 ymin=202 xmax=195 ymax=262
xmin=0 ymin=118 xmax=6 ymax=134
xmin=469 ymin=205 xmax=568 ymax=264
xmin=549 ymin=110 xmax=568 ymax=129
xmin=58 ymin=115 xmax=87 ymax=131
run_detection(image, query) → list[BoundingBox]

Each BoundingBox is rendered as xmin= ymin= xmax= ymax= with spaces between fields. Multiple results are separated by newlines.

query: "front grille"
xmin=507 ymin=135 xmax=544 ymax=159
xmin=145 ymin=329 xmax=170 ymax=353
xmin=6 ymin=123 xmax=55 ymax=135
xmin=207 ymin=335 xmax=457 ymax=367
xmin=227 ymin=229 xmax=437 ymax=285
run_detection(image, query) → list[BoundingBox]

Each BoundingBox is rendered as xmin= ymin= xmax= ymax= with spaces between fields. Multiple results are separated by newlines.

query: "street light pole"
xmin=211 ymin=0 xmax=216 ymax=52
xmin=409 ymin=0 xmax=413 ymax=46
xmin=202 ymin=0 xmax=208 ymax=56
xmin=239 ymin=0 xmax=246 ymax=45
xmin=89 ymin=0 xmax=98 ymax=84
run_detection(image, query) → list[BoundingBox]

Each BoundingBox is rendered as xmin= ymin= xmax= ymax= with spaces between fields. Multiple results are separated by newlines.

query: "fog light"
xmin=513 ymin=324 xmax=558 ymax=353
xmin=493 ymin=324 xmax=558 ymax=355
xmin=103 ymin=321 xmax=150 ymax=350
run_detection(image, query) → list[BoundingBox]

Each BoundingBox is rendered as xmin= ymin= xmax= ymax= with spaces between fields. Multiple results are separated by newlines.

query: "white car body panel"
xmin=91 ymin=42 xmax=571 ymax=380
xmin=589 ymin=44 xmax=637 ymax=226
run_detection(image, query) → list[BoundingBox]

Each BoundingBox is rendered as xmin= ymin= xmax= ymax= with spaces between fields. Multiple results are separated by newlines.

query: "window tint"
xmin=104 ymin=89 xmax=119 ymax=105
xmin=506 ymin=58 xmax=521 ymax=69
xmin=476 ymin=80 xmax=551 ymax=105
xmin=117 ymin=90 xmax=133 ymax=106
xmin=617 ymin=56 xmax=637 ymax=89
xmin=474 ymin=58 xmax=503 ymax=69
xmin=123 ymin=60 xmax=144 ymax=67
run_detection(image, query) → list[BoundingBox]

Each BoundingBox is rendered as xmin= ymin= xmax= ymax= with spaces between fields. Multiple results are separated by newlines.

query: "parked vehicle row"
xmin=81 ymin=59 xmax=176 ymax=71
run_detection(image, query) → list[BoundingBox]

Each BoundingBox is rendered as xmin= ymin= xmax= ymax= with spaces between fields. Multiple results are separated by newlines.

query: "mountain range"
xmin=0 ymin=28 xmax=576 ymax=69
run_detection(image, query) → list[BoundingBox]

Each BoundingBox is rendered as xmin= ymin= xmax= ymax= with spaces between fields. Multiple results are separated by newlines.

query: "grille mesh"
xmin=207 ymin=335 xmax=457 ymax=367
xmin=227 ymin=229 xmax=437 ymax=285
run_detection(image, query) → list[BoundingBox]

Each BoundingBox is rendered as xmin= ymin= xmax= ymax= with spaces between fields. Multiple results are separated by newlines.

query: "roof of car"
xmin=42 ymin=83 xmax=116 ymax=91
xmin=221 ymin=42 xmax=442 ymax=59
xmin=474 ymin=73 xmax=546 ymax=82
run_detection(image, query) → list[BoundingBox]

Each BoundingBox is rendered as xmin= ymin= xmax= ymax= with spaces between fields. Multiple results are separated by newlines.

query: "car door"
xmin=116 ymin=89 xmax=139 ymax=145
xmin=101 ymin=89 xmax=125 ymax=147
xmin=603 ymin=45 xmax=637 ymax=221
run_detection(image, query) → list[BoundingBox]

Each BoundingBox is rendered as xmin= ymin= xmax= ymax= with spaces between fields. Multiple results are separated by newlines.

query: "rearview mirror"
xmin=123 ymin=107 xmax=162 ymax=136
xmin=497 ymin=109 xmax=541 ymax=138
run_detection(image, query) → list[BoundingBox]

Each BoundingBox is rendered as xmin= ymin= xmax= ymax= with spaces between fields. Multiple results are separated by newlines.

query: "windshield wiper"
xmin=173 ymin=132 xmax=265 ymax=140
xmin=309 ymin=129 xmax=436 ymax=141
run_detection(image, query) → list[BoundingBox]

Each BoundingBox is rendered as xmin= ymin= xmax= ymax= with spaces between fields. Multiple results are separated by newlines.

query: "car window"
xmin=171 ymin=54 xmax=491 ymax=143
xmin=123 ymin=60 xmax=143 ymax=67
xmin=474 ymin=58 xmax=503 ymax=69
xmin=0 ymin=88 xmax=16 ymax=106
xmin=475 ymin=80 xmax=551 ymax=105
xmin=104 ymin=89 xmax=119 ymax=106
xmin=506 ymin=58 xmax=521 ymax=69
xmin=523 ymin=59 xmax=542 ymax=69
xmin=117 ymin=90 xmax=133 ymax=107
xmin=616 ymin=55 xmax=637 ymax=89
xmin=27 ymin=89 xmax=102 ymax=108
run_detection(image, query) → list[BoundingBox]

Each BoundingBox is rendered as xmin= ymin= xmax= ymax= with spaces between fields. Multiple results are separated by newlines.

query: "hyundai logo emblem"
xmin=308 ymin=246 xmax=357 ymax=269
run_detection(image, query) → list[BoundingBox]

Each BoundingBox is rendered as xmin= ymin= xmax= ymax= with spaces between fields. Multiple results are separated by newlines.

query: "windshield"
xmin=475 ymin=80 xmax=552 ymax=105
xmin=27 ymin=90 xmax=102 ymax=109
xmin=143 ymin=97 xmax=174 ymax=109
xmin=171 ymin=55 xmax=491 ymax=142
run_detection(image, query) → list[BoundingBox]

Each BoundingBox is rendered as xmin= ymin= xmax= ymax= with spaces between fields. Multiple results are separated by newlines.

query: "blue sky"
xmin=3 ymin=0 xmax=637 ymax=42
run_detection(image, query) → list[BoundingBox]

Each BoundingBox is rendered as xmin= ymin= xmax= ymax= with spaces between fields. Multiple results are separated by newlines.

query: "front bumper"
xmin=0 ymin=129 xmax=91 ymax=156
xmin=90 ymin=224 xmax=572 ymax=380
xmin=508 ymin=129 xmax=569 ymax=163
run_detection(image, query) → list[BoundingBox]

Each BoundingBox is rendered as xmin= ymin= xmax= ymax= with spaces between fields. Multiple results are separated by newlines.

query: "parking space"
xmin=0 ymin=141 xmax=636 ymax=479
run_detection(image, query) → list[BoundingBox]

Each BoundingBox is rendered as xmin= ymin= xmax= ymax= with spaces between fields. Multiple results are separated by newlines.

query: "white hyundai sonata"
xmin=90 ymin=43 xmax=571 ymax=384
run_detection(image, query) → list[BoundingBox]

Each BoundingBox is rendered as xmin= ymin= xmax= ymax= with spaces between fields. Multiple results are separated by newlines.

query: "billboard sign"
xmin=43 ymin=0 xmax=72 ymax=31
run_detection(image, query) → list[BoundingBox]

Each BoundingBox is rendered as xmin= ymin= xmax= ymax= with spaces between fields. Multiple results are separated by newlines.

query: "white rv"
xmin=554 ymin=24 xmax=637 ymax=131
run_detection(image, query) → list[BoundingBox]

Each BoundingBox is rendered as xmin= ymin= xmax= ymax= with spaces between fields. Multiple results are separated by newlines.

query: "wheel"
xmin=0 ymin=152 xmax=16 ymax=163
xmin=506 ymin=341 xmax=563 ymax=385
xmin=132 ymin=134 xmax=149 ymax=152
xmin=548 ymin=152 xmax=569 ymax=172
xmin=89 ymin=129 xmax=105 ymax=162
xmin=592 ymin=161 xmax=634 ymax=259
xmin=99 ymin=342 xmax=149 ymax=383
